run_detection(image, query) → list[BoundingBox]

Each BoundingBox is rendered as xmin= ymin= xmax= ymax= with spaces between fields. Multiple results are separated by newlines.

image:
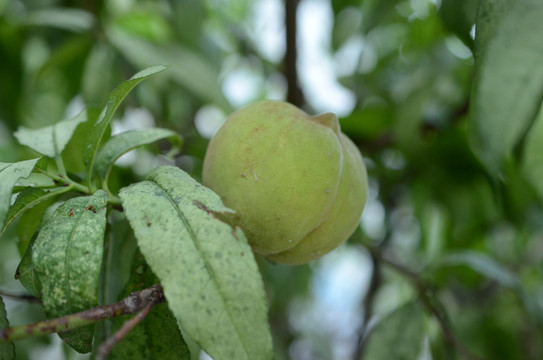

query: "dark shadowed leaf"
xmin=15 ymin=193 xmax=58 ymax=256
xmin=0 ymin=296 xmax=15 ymax=360
xmin=62 ymin=107 xmax=102 ymax=174
xmin=521 ymin=103 xmax=543 ymax=200
xmin=0 ymin=158 xmax=41 ymax=230
xmin=14 ymin=111 xmax=87 ymax=158
xmin=109 ymin=251 xmax=190 ymax=360
xmin=362 ymin=301 xmax=425 ymax=360
xmin=101 ymin=217 xmax=139 ymax=306
xmin=120 ymin=166 xmax=273 ymax=360
xmin=32 ymin=191 xmax=108 ymax=353
xmin=439 ymin=0 xmax=478 ymax=48
xmin=15 ymin=233 xmax=41 ymax=298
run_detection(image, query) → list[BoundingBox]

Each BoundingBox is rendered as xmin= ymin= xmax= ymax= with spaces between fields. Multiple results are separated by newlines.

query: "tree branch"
xmin=353 ymin=249 xmax=381 ymax=359
xmin=364 ymin=247 xmax=484 ymax=360
xmin=96 ymin=297 xmax=158 ymax=360
xmin=284 ymin=0 xmax=304 ymax=107
xmin=0 ymin=284 xmax=164 ymax=344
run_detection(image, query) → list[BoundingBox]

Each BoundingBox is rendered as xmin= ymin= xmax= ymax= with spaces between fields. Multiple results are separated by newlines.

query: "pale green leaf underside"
xmin=32 ymin=190 xmax=108 ymax=353
xmin=83 ymin=65 xmax=168 ymax=182
xmin=119 ymin=166 xmax=273 ymax=360
xmin=363 ymin=301 xmax=425 ymax=360
xmin=0 ymin=158 xmax=41 ymax=230
xmin=95 ymin=128 xmax=182 ymax=180
xmin=470 ymin=0 xmax=543 ymax=174
xmin=14 ymin=110 xmax=87 ymax=158
xmin=473 ymin=0 xmax=514 ymax=63
xmin=0 ymin=297 xmax=15 ymax=360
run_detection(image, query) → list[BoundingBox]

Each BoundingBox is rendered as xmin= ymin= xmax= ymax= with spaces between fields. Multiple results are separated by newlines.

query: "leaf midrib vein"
xmin=148 ymin=180 xmax=250 ymax=359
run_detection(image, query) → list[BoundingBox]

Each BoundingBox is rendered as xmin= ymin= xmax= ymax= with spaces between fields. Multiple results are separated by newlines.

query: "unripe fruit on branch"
xmin=202 ymin=101 xmax=368 ymax=264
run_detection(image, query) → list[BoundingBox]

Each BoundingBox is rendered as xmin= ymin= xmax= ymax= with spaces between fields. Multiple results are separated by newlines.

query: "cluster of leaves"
xmin=0 ymin=67 xmax=273 ymax=360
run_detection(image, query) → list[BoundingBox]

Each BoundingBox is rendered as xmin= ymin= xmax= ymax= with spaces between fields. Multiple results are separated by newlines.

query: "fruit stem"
xmin=312 ymin=113 xmax=340 ymax=134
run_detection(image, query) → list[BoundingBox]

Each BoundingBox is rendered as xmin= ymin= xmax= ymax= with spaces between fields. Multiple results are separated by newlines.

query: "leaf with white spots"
xmin=32 ymin=190 xmax=108 ymax=353
xmin=120 ymin=166 xmax=273 ymax=360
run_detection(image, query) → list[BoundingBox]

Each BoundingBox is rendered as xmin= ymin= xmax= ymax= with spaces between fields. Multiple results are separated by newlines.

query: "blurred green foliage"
xmin=1 ymin=0 xmax=542 ymax=359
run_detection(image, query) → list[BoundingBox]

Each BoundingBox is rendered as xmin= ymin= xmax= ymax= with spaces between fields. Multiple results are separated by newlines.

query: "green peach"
xmin=202 ymin=101 xmax=367 ymax=264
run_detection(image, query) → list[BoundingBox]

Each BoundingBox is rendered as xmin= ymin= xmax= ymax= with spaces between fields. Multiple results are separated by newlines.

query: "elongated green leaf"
xmin=363 ymin=301 xmax=425 ymax=360
xmin=102 ymin=218 xmax=139 ymax=305
xmin=473 ymin=0 xmax=514 ymax=63
xmin=0 ymin=297 xmax=15 ymax=360
xmin=32 ymin=191 xmax=108 ymax=353
xmin=62 ymin=107 xmax=102 ymax=174
xmin=1 ymin=188 xmax=61 ymax=237
xmin=106 ymin=28 xmax=232 ymax=112
xmin=438 ymin=251 xmax=520 ymax=289
xmin=83 ymin=66 xmax=168 ymax=183
xmin=13 ymin=173 xmax=56 ymax=189
xmin=95 ymin=128 xmax=182 ymax=181
xmin=0 ymin=158 xmax=41 ymax=229
xmin=15 ymin=233 xmax=41 ymax=298
xmin=110 ymin=251 xmax=190 ymax=360
xmin=14 ymin=111 xmax=87 ymax=158
xmin=16 ymin=195 xmax=58 ymax=256
xmin=20 ymin=7 xmax=94 ymax=32
xmin=521 ymin=102 xmax=543 ymax=200
xmin=470 ymin=0 xmax=543 ymax=174
xmin=120 ymin=166 xmax=273 ymax=360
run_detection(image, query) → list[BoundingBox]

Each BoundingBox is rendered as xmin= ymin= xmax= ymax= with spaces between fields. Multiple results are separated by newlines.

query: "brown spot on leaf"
xmin=86 ymin=205 xmax=97 ymax=213
xmin=193 ymin=200 xmax=210 ymax=213
xmin=68 ymin=209 xmax=75 ymax=217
